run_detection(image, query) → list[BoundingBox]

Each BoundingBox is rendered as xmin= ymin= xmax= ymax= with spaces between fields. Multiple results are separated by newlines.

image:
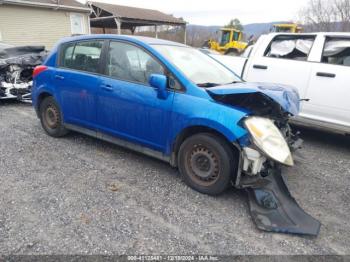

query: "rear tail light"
xmin=33 ymin=65 xmax=48 ymax=78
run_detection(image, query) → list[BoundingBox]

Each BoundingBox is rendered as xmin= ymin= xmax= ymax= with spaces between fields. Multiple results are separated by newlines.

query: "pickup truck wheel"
xmin=178 ymin=133 xmax=236 ymax=196
xmin=39 ymin=96 xmax=68 ymax=137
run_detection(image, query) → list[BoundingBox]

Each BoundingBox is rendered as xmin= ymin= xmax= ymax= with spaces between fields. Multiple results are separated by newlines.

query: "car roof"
xmin=58 ymin=34 xmax=187 ymax=47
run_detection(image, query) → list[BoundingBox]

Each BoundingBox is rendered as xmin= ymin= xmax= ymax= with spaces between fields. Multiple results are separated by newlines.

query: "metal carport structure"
xmin=88 ymin=1 xmax=187 ymax=43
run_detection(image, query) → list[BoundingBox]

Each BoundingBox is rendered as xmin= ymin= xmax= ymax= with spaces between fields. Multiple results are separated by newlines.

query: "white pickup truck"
xmin=210 ymin=33 xmax=350 ymax=135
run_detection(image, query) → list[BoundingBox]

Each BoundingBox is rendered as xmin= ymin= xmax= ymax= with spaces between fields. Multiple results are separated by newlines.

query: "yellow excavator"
xmin=272 ymin=23 xmax=303 ymax=33
xmin=203 ymin=28 xmax=250 ymax=55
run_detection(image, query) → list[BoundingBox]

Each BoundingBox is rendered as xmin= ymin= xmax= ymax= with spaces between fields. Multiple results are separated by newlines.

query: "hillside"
xmin=187 ymin=21 xmax=290 ymax=37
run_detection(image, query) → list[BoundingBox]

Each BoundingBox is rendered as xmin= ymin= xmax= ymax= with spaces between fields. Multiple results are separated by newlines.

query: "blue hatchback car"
xmin=32 ymin=35 xmax=320 ymax=235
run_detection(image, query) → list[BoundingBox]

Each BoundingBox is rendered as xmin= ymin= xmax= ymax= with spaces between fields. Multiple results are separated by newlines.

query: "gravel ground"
xmin=0 ymin=101 xmax=349 ymax=255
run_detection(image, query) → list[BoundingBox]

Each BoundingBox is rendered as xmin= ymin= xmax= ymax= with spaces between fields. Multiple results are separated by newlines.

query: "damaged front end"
xmin=208 ymin=82 xmax=321 ymax=236
xmin=0 ymin=45 xmax=47 ymax=102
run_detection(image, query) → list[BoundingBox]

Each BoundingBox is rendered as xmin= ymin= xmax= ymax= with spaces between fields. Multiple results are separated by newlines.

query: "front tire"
xmin=39 ymin=96 xmax=68 ymax=137
xmin=178 ymin=133 xmax=237 ymax=196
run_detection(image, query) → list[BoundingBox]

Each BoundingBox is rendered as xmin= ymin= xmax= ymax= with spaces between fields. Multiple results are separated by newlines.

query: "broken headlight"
xmin=244 ymin=117 xmax=294 ymax=166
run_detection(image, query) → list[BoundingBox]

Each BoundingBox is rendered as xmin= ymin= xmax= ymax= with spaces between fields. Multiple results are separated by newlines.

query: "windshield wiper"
xmin=197 ymin=81 xmax=243 ymax=88
xmin=225 ymin=80 xmax=243 ymax=85
xmin=196 ymin=82 xmax=221 ymax=88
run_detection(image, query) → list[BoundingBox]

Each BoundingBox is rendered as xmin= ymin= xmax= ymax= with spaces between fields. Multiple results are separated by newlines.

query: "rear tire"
xmin=178 ymin=133 xmax=237 ymax=196
xmin=39 ymin=96 xmax=68 ymax=137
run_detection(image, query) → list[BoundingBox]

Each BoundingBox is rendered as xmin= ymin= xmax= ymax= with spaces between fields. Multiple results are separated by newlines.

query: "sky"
xmin=77 ymin=0 xmax=307 ymax=26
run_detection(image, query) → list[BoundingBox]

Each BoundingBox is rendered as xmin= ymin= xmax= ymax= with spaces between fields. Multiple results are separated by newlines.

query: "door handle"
xmin=316 ymin=72 xmax=336 ymax=78
xmin=101 ymin=84 xmax=113 ymax=92
xmin=253 ymin=64 xmax=268 ymax=70
xmin=54 ymin=75 xmax=64 ymax=80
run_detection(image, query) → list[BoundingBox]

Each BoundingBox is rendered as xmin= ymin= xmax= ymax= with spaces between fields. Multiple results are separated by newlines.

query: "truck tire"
xmin=39 ymin=96 xmax=68 ymax=138
xmin=178 ymin=133 xmax=237 ymax=196
xmin=202 ymin=40 xmax=210 ymax=48
xmin=225 ymin=49 xmax=239 ymax=56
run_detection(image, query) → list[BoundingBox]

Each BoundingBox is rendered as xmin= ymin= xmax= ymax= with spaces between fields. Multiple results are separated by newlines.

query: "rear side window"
xmin=106 ymin=41 xmax=164 ymax=85
xmin=322 ymin=37 xmax=350 ymax=67
xmin=264 ymin=35 xmax=316 ymax=61
xmin=60 ymin=40 xmax=103 ymax=73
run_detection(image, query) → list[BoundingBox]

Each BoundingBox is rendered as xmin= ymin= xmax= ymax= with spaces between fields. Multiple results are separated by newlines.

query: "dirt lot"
xmin=0 ymin=102 xmax=349 ymax=255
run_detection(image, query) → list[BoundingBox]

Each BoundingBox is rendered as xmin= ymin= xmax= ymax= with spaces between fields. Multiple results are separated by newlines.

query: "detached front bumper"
xmin=0 ymin=81 xmax=32 ymax=102
xmin=237 ymin=147 xmax=321 ymax=236
xmin=242 ymin=170 xmax=320 ymax=236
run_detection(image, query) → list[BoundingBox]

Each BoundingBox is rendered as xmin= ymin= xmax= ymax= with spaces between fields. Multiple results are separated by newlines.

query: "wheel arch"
xmin=224 ymin=48 xmax=240 ymax=55
xmin=170 ymin=125 xmax=241 ymax=167
xmin=34 ymin=91 xmax=54 ymax=117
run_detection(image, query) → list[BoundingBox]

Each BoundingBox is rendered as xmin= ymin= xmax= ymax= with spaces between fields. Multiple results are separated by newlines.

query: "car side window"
xmin=264 ymin=36 xmax=316 ymax=61
xmin=60 ymin=43 xmax=75 ymax=68
xmin=107 ymin=41 xmax=165 ymax=85
xmin=61 ymin=40 xmax=103 ymax=73
xmin=322 ymin=38 xmax=350 ymax=67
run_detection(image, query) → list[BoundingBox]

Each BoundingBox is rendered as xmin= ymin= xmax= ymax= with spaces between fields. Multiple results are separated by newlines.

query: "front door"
xmin=97 ymin=41 xmax=174 ymax=152
xmin=244 ymin=35 xmax=316 ymax=104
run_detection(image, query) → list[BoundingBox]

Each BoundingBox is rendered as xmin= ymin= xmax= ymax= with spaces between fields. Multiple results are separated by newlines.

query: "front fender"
xmin=175 ymin=118 xmax=244 ymax=143
xmin=167 ymin=93 xmax=250 ymax=154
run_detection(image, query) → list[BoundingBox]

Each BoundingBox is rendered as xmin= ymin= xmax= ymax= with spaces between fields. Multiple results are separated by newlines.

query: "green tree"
xmin=225 ymin=18 xmax=243 ymax=31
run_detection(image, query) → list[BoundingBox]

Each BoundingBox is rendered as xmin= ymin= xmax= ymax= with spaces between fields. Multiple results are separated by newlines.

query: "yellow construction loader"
xmin=272 ymin=24 xmax=303 ymax=33
xmin=203 ymin=28 xmax=250 ymax=55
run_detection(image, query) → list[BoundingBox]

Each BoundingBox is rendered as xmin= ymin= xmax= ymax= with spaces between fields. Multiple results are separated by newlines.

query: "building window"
xmin=70 ymin=13 xmax=85 ymax=35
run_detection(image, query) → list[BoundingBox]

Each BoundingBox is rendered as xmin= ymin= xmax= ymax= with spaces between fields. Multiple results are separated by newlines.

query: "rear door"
xmin=96 ymin=40 xmax=175 ymax=152
xmin=304 ymin=36 xmax=350 ymax=128
xmin=244 ymin=34 xmax=316 ymax=102
xmin=55 ymin=40 xmax=104 ymax=129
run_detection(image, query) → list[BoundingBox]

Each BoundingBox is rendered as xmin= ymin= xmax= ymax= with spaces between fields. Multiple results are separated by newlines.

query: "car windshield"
xmin=152 ymin=45 xmax=241 ymax=87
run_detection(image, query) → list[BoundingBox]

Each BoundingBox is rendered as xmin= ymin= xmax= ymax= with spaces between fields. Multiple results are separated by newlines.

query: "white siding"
xmin=0 ymin=5 xmax=90 ymax=49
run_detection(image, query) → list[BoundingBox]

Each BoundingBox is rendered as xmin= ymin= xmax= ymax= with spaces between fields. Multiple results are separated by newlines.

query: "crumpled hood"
xmin=207 ymin=82 xmax=300 ymax=116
